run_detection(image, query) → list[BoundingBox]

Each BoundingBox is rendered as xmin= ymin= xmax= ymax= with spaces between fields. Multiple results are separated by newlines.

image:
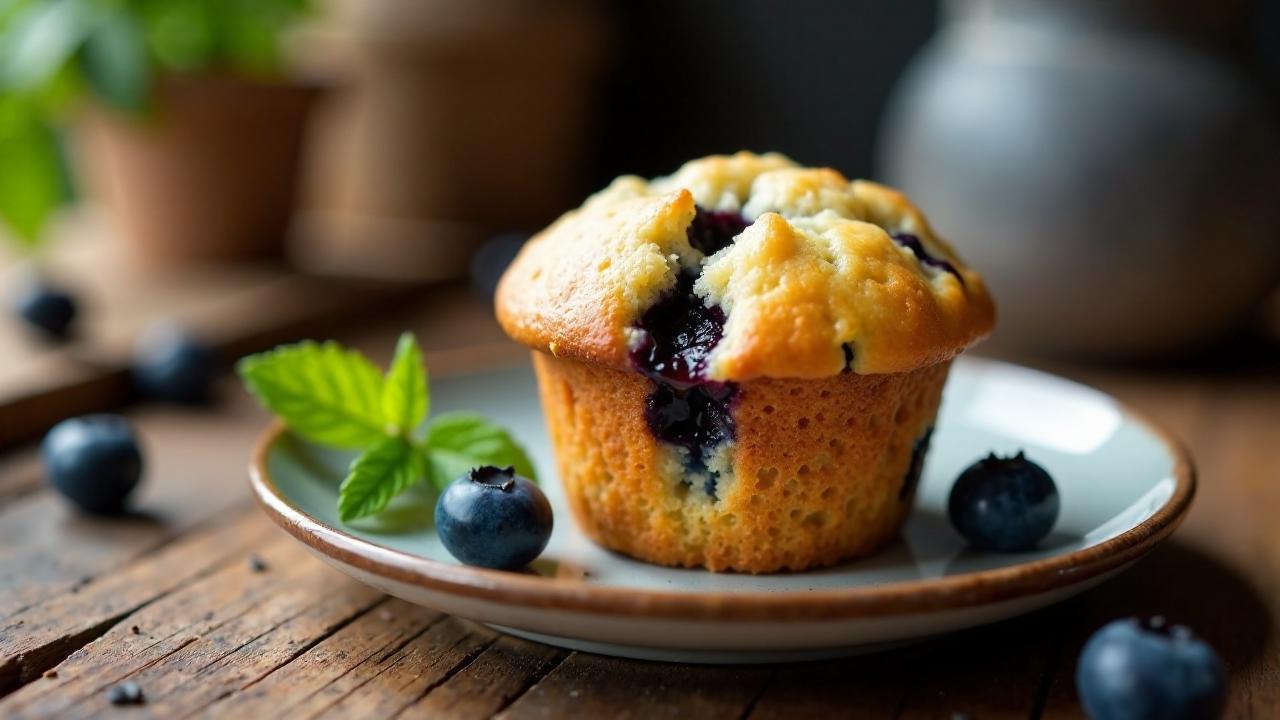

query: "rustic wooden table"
xmin=1 ymin=281 xmax=1276 ymax=719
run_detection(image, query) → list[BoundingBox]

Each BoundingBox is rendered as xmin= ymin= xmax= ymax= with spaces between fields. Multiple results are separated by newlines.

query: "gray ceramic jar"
xmin=879 ymin=0 xmax=1280 ymax=358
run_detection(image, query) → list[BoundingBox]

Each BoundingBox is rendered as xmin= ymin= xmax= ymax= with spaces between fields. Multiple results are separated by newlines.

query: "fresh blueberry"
xmin=106 ymin=681 xmax=145 ymax=705
xmin=132 ymin=325 xmax=218 ymax=403
xmin=948 ymin=451 xmax=1059 ymax=552
xmin=14 ymin=281 xmax=77 ymax=339
xmin=434 ymin=466 xmax=553 ymax=570
xmin=1076 ymin=617 xmax=1225 ymax=720
xmin=42 ymin=415 xmax=144 ymax=515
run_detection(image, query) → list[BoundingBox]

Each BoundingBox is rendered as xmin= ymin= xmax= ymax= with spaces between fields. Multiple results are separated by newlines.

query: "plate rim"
xmin=248 ymin=359 xmax=1195 ymax=623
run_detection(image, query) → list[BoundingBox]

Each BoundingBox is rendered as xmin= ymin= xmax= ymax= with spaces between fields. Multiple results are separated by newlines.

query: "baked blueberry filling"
xmin=890 ymin=232 xmax=964 ymax=285
xmin=630 ymin=208 xmax=750 ymax=499
xmin=630 ymin=274 xmax=725 ymax=391
xmin=899 ymin=427 xmax=933 ymax=501
xmin=644 ymin=382 xmax=736 ymax=497
xmin=630 ymin=274 xmax=738 ymax=498
xmin=686 ymin=206 xmax=749 ymax=256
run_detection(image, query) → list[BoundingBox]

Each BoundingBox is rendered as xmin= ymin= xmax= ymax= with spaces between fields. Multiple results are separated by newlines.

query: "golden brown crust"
xmin=496 ymin=190 xmax=697 ymax=369
xmin=533 ymin=352 xmax=950 ymax=573
xmin=497 ymin=152 xmax=995 ymax=379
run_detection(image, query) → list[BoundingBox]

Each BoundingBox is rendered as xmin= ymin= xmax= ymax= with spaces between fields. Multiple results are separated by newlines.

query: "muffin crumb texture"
xmin=534 ymin=353 xmax=948 ymax=573
xmin=497 ymin=152 xmax=994 ymax=380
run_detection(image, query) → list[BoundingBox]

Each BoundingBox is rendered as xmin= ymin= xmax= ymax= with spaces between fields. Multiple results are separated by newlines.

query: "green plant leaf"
xmin=0 ymin=99 xmax=67 ymax=246
xmin=338 ymin=436 xmax=426 ymax=522
xmin=382 ymin=331 xmax=427 ymax=437
xmin=423 ymin=412 xmax=536 ymax=490
xmin=142 ymin=0 xmax=216 ymax=72
xmin=220 ymin=0 xmax=280 ymax=76
xmin=81 ymin=8 xmax=149 ymax=111
xmin=0 ymin=0 xmax=94 ymax=92
xmin=237 ymin=340 xmax=388 ymax=449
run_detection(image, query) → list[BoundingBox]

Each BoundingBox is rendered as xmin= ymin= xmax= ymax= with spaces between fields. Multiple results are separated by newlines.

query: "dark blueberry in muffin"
xmin=842 ymin=342 xmax=855 ymax=373
xmin=629 ymin=273 xmax=726 ymax=389
xmin=645 ymin=382 xmax=737 ymax=473
xmin=631 ymin=273 xmax=738 ymax=496
xmin=686 ymin=206 xmax=750 ymax=256
xmin=644 ymin=382 xmax=736 ymax=450
xmin=899 ymin=427 xmax=933 ymax=501
xmin=890 ymin=232 xmax=964 ymax=284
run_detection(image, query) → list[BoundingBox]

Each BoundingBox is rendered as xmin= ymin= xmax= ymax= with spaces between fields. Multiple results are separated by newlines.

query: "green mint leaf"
xmin=237 ymin=340 xmax=388 ymax=449
xmin=337 ymin=436 xmax=425 ymax=522
xmin=382 ymin=332 xmax=427 ymax=437
xmin=423 ymin=412 xmax=536 ymax=490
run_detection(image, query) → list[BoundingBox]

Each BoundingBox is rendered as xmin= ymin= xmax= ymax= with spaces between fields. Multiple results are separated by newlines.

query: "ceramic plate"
xmin=249 ymin=357 xmax=1194 ymax=663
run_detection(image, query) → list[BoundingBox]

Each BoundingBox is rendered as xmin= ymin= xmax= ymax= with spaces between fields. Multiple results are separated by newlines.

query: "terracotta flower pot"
xmin=291 ymin=0 xmax=609 ymax=279
xmin=80 ymin=75 xmax=322 ymax=268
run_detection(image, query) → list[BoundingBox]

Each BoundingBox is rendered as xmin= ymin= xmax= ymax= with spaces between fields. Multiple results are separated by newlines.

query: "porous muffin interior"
xmin=534 ymin=354 xmax=949 ymax=572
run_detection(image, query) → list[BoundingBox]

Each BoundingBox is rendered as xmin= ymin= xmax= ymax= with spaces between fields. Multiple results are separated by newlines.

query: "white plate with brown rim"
xmin=249 ymin=356 xmax=1194 ymax=664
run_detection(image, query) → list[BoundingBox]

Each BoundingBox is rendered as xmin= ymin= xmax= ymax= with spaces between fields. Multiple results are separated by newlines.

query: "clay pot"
xmin=293 ymin=0 xmax=609 ymax=279
xmin=878 ymin=0 xmax=1280 ymax=358
xmin=80 ymin=75 xmax=321 ymax=268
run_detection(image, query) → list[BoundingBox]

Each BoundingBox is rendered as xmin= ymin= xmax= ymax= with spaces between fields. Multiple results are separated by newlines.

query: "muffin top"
xmin=496 ymin=152 xmax=995 ymax=380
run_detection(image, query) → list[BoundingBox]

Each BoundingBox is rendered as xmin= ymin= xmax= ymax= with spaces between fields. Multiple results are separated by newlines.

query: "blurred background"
xmin=1 ymin=0 xmax=1278 ymax=438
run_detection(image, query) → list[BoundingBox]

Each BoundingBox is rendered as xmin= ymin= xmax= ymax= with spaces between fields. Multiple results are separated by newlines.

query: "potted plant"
xmin=0 ymin=0 xmax=318 ymax=267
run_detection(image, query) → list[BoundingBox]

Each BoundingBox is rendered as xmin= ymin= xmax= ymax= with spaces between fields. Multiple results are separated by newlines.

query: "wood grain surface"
xmin=0 ymin=274 xmax=1276 ymax=718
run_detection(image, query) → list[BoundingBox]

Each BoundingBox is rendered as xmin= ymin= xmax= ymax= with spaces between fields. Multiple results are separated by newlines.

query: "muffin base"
xmin=533 ymin=353 xmax=951 ymax=573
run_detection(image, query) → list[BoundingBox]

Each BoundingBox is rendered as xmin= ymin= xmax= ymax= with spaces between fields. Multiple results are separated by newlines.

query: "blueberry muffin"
xmin=496 ymin=152 xmax=995 ymax=573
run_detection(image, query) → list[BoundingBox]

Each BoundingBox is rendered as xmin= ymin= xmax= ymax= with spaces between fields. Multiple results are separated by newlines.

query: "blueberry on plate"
xmin=42 ymin=415 xmax=144 ymax=515
xmin=1076 ymin=617 xmax=1225 ymax=720
xmin=14 ymin=281 xmax=77 ymax=339
xmin=435 ymin=466 xmax=552 ymax=570
xmin=132 ymin=325 xmax=219 ymax=403
xmin=948 ymin=451 xmax=1059 ymax=552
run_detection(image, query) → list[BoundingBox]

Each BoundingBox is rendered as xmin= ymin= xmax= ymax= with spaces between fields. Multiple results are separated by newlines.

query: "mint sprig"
xmin=238 ymin=332 xmax=535 ymax=522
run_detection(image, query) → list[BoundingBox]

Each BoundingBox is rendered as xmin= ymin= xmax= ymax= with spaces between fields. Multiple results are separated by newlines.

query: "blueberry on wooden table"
xmin=1076 ymin=617 xmax=1225 ymax=720
xmin=132 ymin=325 xmax=219 ymax=403
xmin=948 ymin=451 xmax=1059 ymax=552
xmin=13 ymin=280 xmax=77 ymax=339
xmin=42 ymin=415 xmax=144 ymax=514
xmin=435 ymin=466 xmax=553 ymax=570
xmin=106 ymin=681 xmax=145 ymax=705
